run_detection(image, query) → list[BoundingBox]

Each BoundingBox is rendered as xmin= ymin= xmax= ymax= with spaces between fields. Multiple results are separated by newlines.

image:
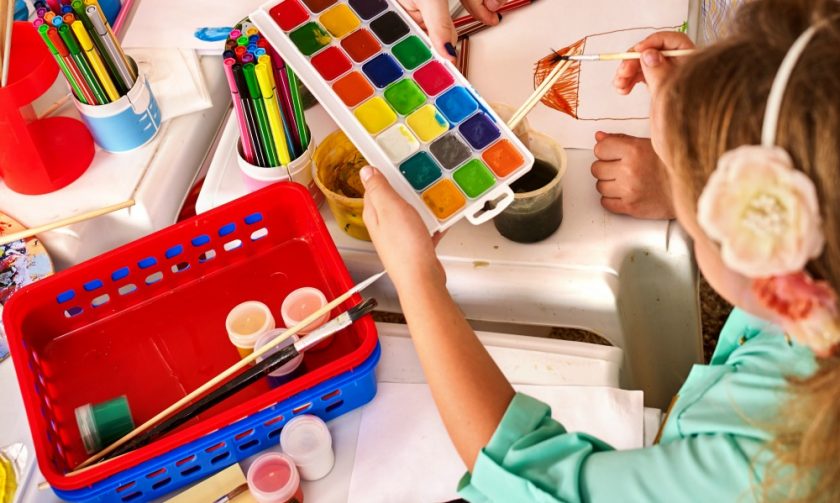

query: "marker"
xmin=224 ymin=58 xmax=257 ymax=165
xmin=38 ymin=25 xmax=87 ymax=103
xmin=259 ymin=54 xmax=296 ymax=161
xmin=58 ymin=24 xmax=107 ymax=105
xmin=45 ymin=26 xmax=96 ymax=104
xmin=242 ymin=53 xmax=254 ymax=64
xmin=237 ymin=35 xmax=249 ymax=46
xmin=268 ymin=50 xmax=300 ymax=157
xmin=86 ymin=4 xmax=135 ymax=91
xmin=233 ymin=63 xmax=268 ymax=167
xmin=229 ymin=29 xmax=241 ymax=39
xmin=62 ymin=13 xmax=75 ymax=24
xmin=44 ymin=11 xmax=56 ymax=24
xmin=71 ymin=20 xmax=119 ymax=101
xmin=285 ymin=68 xmax=309 ymax=150
xmin=243 ymin=62 xmax=279 ymax=166
xmin=256 ymin=56 xmax=291 ymax=165
xmin=72 ymin=1 xmax=122 ymax=92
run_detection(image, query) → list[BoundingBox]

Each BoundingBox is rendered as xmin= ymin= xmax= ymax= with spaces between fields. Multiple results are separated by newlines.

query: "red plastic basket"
xmin=3 ymin=183 xmax=378 ymax=491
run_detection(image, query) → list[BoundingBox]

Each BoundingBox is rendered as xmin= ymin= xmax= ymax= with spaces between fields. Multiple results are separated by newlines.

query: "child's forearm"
xmin=395 ymin=270 xmax=515 ymax=471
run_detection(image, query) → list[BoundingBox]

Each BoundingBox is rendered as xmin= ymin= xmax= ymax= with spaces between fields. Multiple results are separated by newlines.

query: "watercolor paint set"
xmin=251 ymin=0 xmax=535 ymax=232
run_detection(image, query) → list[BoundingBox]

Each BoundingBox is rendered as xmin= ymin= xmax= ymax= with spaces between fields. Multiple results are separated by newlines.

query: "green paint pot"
xmin=75 ymin=396 xmax=135 ymax=454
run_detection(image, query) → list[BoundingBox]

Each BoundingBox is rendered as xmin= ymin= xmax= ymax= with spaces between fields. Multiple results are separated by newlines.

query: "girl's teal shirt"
xmin=458 ymin=309 xmax=816 ymax=502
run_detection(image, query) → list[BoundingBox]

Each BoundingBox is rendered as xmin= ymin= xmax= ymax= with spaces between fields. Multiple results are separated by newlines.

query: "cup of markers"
xmin=224 ymin=20 xmax=322 ymax=205
xmin=33 ymin=0 xmax=162 ymax=153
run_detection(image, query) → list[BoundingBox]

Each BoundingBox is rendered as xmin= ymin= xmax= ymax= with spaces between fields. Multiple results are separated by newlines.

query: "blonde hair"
xmin=663 ymin=0 xmax=840 ymax=500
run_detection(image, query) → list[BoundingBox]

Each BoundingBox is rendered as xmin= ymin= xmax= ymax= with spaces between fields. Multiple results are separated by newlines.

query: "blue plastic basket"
xmin=52 ymin=343 xmax=380 ymax=502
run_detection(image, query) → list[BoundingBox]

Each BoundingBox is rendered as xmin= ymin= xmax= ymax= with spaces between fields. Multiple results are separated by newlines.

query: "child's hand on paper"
xmin=613 ymin=31 xmax=695 ymax=96
xmin=591 ymin=132 xmax=675 ymax=220
xmin=461 ymin=0 xmax=507 ymax=26
xmin=361 ymin=166 xmax=447 ymax=290
xmin=397 ymin=0 xmax=459 ymax=62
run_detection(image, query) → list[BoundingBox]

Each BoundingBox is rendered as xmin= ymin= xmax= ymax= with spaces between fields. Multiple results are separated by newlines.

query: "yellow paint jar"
xmin=312 ymin=131 xmax=372 ymax=241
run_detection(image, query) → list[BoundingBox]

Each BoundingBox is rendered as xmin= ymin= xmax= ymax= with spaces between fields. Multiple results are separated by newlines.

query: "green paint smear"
xmin=384 ymin=79 xmax=427 ymax=115
xmin=454 ymin=159 xmax=496 ymax=198
xmin=290 ymin=22 xmax=332 ymax=56
xmin=392 ymin=36 xmax=432 ymax=70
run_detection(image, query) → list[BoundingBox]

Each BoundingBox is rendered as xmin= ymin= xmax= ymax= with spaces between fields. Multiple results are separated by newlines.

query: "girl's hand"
xmin=396 ymin=0 xmax=458 ymax=62
xmin=460 ymin=0 xmax=506 ymax=26
xmin=614 ymin=31 xmax=695 ymax=96
xmin=361 ymin=166 xmax=447 ymax=289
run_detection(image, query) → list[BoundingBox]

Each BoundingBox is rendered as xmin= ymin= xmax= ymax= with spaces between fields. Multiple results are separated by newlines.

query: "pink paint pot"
xmin=246 ymin=452 xmax=304 ymax=503
xmin=281 ymin=287 xmax=331 ymax=350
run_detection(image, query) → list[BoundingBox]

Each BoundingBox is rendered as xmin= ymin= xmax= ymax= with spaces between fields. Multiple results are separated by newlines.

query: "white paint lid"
xmin=280 ymin=414 xmax=334 ymax=481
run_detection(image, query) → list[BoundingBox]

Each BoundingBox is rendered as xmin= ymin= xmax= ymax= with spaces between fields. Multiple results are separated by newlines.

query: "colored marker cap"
xmin=52 ymin=17 xmax=63 ymax=27
xmin=63 ymin=13 xmax=75 ymax=23
xmin=237 ymin=35 xmax=249 ymax=46
xmin=249 ymin=35 xmax=260 ymax=43
xmin=230 ymin=29 xmax=241 ymax=39
xmin=242 ymin=53 xmax=255 ymax=64
xmin=46 ymin=27 xmax=69 ymax=57
xmin=70 ymin=20 xmax=94 ymax=50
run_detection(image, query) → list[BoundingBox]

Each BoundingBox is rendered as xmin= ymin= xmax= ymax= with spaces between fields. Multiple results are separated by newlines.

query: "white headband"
xmin=761 ymin=24 xmax=821 ymax=147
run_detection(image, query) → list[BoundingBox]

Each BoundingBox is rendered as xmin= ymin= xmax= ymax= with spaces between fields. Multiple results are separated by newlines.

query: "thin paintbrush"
xmin=72 ymin=270 xmax=387 ymax=471
xmin=213 ymin=483 xmax=249 ymax=503
xmin=507 ymin=49 xmax=695 ymax=129
xmin=101 ymin=298 xmax=378 ymax=460
xmin=558 ymin=49 xmax=694 ymax=61
xmin=1 ymin=0 xmax=13 ymax=86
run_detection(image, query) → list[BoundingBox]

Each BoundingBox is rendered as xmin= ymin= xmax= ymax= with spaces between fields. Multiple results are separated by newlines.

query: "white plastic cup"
xmin=246 ymin=452 xmax=303 ymax=503
xmin=237 ymin=139 xmax=323 ymax=207
xmin=280 ymin=287 xmax=329 ymax=335
xmin=254 ymin=331 xmax=304 ymax=386
xmin=225 ymin=301 xmax=275 ymax=358
xmin=280 ymin=415 xmax=335 ymax=481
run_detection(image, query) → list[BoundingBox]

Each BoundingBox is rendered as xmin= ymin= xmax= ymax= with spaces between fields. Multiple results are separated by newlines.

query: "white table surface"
xmin=0 ymin=56 xmax=230 ymax=271
xmin=197 ymin=106 xmax=703 ymax=408
xmin=1 ymin=322 xmax=638 ymax=502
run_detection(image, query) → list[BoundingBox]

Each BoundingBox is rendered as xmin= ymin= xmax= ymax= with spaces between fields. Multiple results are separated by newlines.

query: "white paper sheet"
xmin=348 ymin=382 xmax=643 ymax=503
xmin=121 ymin=0 xmax=266 ymax=52
xmin=126 ymin=48 xmax=213 ymax=121
xmin=468 ymin=0 xmax=689 ymax=149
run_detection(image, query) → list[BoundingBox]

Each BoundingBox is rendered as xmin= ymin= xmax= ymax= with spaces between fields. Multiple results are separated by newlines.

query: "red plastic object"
xmin=3 ymin=183 xmax=378 ymax=491
xmin=0 ymin=22 xmax=94 ymax=195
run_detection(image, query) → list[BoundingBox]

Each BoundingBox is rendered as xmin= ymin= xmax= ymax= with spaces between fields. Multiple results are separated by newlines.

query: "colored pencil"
xmin=453 ymin=0 xmax=534 ymax=27
xmin=233 ymin=62 xmax=268 ymax=167
xmin=72 ymin=271 xmax=387 ymax=471
xmin=71 ymin=20 xmax=118 ymax=101
xmin=256 ymin=56 xmax=292 ymax=166
xmin=243 ymin=62 xmax=279 ymax=166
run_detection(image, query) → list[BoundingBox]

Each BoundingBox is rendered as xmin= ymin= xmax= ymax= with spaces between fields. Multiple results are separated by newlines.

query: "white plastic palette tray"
xmin=251 ymin=0 xmax=535 ymax=233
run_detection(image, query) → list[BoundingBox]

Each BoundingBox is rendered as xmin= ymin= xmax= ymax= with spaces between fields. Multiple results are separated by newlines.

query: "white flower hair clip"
xmin=696 ymin=22 xmax=839 ymax=355
xmin=697 ymin=145 xmax=824 ymax=278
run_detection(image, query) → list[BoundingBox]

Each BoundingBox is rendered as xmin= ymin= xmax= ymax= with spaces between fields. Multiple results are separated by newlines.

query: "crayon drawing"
xmin=468 ymin=0 xmax=689 ymax=148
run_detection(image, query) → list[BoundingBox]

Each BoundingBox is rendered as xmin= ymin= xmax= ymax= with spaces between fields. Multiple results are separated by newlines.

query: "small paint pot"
xmin=281 ymin=288 xmax=330 ymax=350
xmin=254 ymin=331 xmax=304 ymax=387
xmin=72 ymin=58 xmax=162 ymax=153
xmin=74 ymin=396 xmax=135 ymax=455
xmin=280 ymin=415 xmax=334 ymax=481
xmin=237 ymin=139 xmax=323 ymax=206
xmin=225 ymin=301 xmax=276 ymax=358
xmin=312 ymin=130 xmax=370 ymax=241
xmin=493 ymin=131 xmax=567 ymax=243
xmin=247 ymin=452 xmax=304 ymax=503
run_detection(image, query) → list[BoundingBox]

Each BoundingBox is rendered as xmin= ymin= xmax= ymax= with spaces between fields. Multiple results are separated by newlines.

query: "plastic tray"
xmin=251 ymin=0 xmax=535 ymax=233
xmin=2 ymin=182 xmax=378 ymax=493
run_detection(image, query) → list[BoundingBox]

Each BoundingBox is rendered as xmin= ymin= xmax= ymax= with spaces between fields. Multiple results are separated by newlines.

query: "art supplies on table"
xmin=251 ymin=0 xmax=536 ymax=233
xmin=0 ymin=21 xmax=94 ymax=194
xmin=223 ymin=20 xmax=311 ymax=173
xmin=3 ymin=183 xmax=381 ymax=501
xmin=0 ymin=211 xmax=54 ymax=306
xmin=468 ymin=0 xmax=689 ymax=148
xmin=32 ymin=0 xmax=162 ymax=152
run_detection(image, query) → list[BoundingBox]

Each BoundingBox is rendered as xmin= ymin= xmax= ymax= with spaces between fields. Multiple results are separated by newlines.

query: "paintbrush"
xmin=507 ymin=48 xmax=695 ymax=129
xmin=1 ymin=0 xmax=13 ymax=87
xmin=212 ymin=483 xmax=248 ymax=503
xmin=72 ymin=270 xmax=387 ymax=472
xmin=101 ymin=298 xmax=378 ymax=460
xmin=557 ymin=49 xmax=695 ymax=61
